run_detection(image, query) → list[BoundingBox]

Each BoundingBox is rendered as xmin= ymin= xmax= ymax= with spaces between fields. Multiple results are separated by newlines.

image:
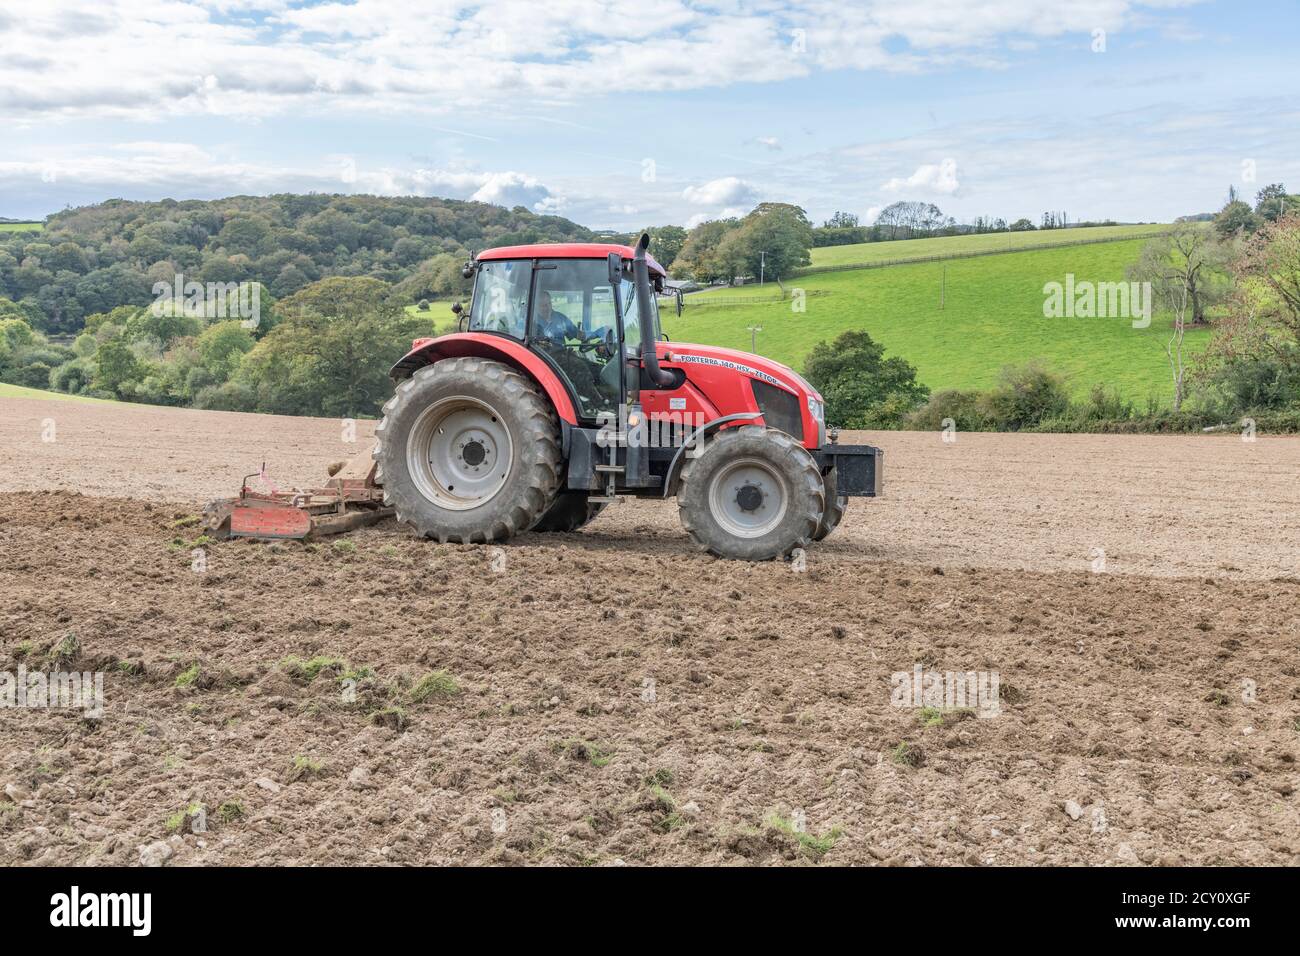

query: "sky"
xmin=1 ymin=0 xmax=1298 ymax=230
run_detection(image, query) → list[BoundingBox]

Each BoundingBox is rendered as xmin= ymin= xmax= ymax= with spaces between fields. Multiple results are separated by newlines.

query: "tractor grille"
xmin=750 ymin=380 xmax=803 ymax=441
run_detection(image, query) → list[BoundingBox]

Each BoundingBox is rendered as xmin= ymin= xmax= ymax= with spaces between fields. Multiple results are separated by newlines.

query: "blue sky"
xmin=1 ymin=0 xmax=1298 ymax=229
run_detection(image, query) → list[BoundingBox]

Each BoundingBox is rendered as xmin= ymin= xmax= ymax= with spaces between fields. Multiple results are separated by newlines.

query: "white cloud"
xmin=682 ymin=176 xmax=757 ymax=207
xmin=466 ymin=171 xmax=564 ymax=213
xmin=0 ymin=0 xmax=1203 ymax=122
xmin=755 ymin=136 xmax=782 ymax=151
xmin=0 ymin=144 xmax=566 ymax=213
xmin=883 ymin=158 xmax=960 ymax=195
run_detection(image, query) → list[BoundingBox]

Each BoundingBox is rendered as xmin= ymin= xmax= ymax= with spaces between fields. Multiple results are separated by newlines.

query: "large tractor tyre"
xmin=373 ymin=358 xmax=562 ymax=544
xmin=531 ymin=491 xmax=607 ymax=533
xmin=677 ymin=425 xmax=824 ymax=561
xmin=812 ymin=467 xmax=848 ymax=541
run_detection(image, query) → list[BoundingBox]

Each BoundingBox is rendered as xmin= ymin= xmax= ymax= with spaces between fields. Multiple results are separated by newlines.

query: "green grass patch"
xmin=0 ymin=383 xmax=113 ymax=403
xmin=891 ymin=741 xmax=924 ymax=767
xmin=765 ymin=812 xmax=842 ymax=860
xmin=649 ymin=785 xmax=686 ymax=832
xmin=369 ymin=705 xmax=409 ymax=730
xmin=555 ymin=738 xmax=612 ymax=768
xmin=174 ymin=663 xmax=200 ymax=688
xmin=47 ymin=633 xmax=79 ymax=666
xmin=0 ymin=221 xmax=42 ymax=233
xmin=644 ymin=768 xmax=675 ymax=788
xmin=667 ymin=238 xmax=1209 ymax=405
xmin=918 ymin=706 xmax=945 ymax=727
xmin=164 ymin=802 xmax=204 ymax=833
xmin=279 ymin=654 xmax=347 ymax=683
xmin=403 ymin=301 xmax=460 ymax=335
xmin=409 ymin=669 xmax=459 ymax=703
xmin=288 ymin=755 xmax=326 ymax=781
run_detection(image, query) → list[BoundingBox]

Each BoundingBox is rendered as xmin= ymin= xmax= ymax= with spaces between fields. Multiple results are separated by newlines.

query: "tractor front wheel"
xmin=677 ymin=425 xmax=824 ymax=560
xmin=373 ymin=357 xmax=562 ymax=544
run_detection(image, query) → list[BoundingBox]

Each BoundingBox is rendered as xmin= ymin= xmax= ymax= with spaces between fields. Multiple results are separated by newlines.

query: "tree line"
xmin=812 ymin=204 xmax=1127 ymax=249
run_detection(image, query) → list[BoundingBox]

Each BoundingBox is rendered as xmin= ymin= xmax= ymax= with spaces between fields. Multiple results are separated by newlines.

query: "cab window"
xmin=530 ymin=258 xmax=624 ymax=420
xmin=469 ymin=259 xmax=529 ymax=338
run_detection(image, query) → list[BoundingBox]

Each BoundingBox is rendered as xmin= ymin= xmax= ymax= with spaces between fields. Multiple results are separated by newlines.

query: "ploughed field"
xmin=1 ymin=396 xmax=1297 ymax=865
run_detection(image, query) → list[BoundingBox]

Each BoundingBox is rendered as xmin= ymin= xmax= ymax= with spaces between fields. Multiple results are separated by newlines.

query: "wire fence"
xmin=790 ymin=229 xmax=1173 ymax=278
xmin=676 ymin=289 xmax=832 ymax=309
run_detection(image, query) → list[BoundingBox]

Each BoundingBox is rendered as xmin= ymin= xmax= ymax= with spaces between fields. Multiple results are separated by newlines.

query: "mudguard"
xmin=390 ymin=332 xmax=579 ymax=425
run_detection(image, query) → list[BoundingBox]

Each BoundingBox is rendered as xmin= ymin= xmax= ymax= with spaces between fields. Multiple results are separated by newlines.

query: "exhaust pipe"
xmin=634 ymin=233 xmax=675 ymax=388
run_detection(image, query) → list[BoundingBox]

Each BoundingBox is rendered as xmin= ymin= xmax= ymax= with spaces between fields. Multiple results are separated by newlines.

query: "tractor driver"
xmin=532 ymin=290 xmax=616 ymax=412
xmin=533 ymin=291 xmax=581 ymax=347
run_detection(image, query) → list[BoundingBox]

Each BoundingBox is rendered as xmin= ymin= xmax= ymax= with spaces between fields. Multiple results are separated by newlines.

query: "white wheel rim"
xmin=406 ymin=397 xmax=513 ymax=511
xmin=708 ymin=456 xmax=789 ymax=538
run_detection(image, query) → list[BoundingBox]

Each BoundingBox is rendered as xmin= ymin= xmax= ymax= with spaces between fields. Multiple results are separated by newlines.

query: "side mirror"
xmin=451 ymin=302 xmax=463 ymax=315
xmin=607 ymin=252 xmax=622 ymax=286
xmin=461 ymin=258 xmax=476 ymax=279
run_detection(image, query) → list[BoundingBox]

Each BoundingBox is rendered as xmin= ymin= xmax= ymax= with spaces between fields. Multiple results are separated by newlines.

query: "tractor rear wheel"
xmin=677 ymin=425 xmax=823 ymax=560
xmin=812 ymin=467 xmax=848 ymax=541
xmin=373 ymin=357 xmax=562 ymax=544
xmin=531 ymin=491 xmax=606 ymax=533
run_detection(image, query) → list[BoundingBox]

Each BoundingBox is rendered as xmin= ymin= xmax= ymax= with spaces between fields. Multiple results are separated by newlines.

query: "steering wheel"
xmin=576 ymin=328 xmax=616 ymax=358
xmin=575 ymin=329 xmax=612 ymax=355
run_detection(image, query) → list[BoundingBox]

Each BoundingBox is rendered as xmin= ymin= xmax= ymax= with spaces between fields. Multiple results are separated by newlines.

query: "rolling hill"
xmin=663 ymin=234 xmax=1204 ymax=404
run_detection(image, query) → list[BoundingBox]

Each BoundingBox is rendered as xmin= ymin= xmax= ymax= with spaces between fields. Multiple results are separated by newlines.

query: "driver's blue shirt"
xmin=534 ymin=308 xmax=579 ymax=347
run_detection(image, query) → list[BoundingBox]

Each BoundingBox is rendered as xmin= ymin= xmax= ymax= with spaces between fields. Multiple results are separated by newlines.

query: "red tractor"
xmin=375 ymin=233 xmax=881 ymax=560
xmin=207 ymin=235 xmax=881 ymax=560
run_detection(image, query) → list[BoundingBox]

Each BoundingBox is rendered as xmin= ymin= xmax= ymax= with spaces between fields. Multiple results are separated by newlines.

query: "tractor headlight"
xmin=807 ymin=396 xmax=824 ymax=423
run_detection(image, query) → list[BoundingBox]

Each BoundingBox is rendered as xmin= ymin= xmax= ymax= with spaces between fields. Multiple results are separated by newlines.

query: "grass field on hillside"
xmin=808 ymin=223 xmax=1169 ymax=268
xmin=664 ymin=238 xmax=1210 ymax=405
xmin=0 ymin=222 xmax=43 ymax=233
xmin=403 ymin=301 xmax=457 ymax=335
xmin=0 ymin=382 xmax=110 ymax=403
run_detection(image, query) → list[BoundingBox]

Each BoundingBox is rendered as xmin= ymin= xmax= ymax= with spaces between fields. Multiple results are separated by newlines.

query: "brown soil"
xmin=1 ymin=395 xmax=1297 ymax=866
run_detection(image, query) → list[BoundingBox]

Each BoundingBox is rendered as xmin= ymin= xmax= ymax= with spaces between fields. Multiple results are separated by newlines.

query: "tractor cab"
xmin=460 ymin=243 xmax=667 ymax=422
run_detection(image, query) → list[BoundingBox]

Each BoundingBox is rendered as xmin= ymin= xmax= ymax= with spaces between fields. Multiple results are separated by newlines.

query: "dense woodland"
xmin=0 ymin=194 xmax=600 ymax=336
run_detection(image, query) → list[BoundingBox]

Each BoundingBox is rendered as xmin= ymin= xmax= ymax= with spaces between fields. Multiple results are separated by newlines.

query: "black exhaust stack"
xmin=634 ymin=233 xmax=675 ymax=388
xmin=622 ymin=234 xmax=671 ymax=487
